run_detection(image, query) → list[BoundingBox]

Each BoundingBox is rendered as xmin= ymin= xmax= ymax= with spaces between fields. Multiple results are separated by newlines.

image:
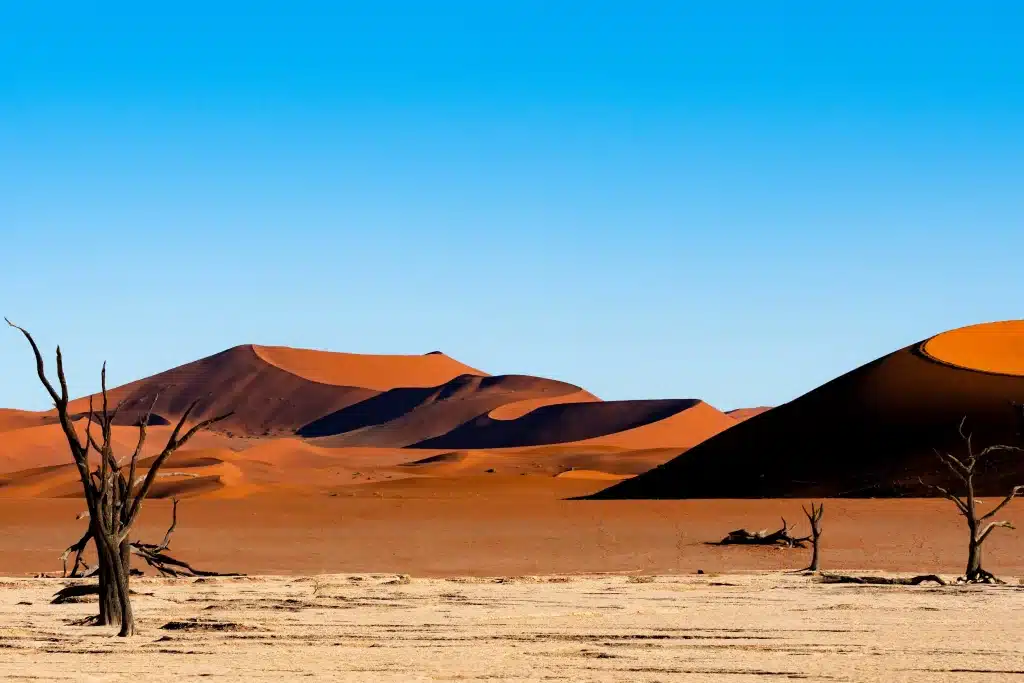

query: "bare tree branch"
xmin=5 ymin=319 xmax=61 ymax=405
xmin=127 ymin=394 xmax=160 ymax=501
xmin=980 ymin=485 xmax=1024 ymax=521
xmin=123 ymin=403 xmax=232 ymax=533
xmin=979 ymin=520 xmax=1015 ymax=545
xmin=918 ymin=477 xmax=968 ymax=516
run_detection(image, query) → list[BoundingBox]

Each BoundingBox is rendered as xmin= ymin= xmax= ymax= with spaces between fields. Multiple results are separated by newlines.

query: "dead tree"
xmin=922 ymin=417 xmax=1022 ymax=584
xmin=714 ymin=518 xmax=810 ymax=547
xmin=801 ymin=502 xmax=824 ymax=572
xmin=8 ymin=320 xmax=231 ymax=635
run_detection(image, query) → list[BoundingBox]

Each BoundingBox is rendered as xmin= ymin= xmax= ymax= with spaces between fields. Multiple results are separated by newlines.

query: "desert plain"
xmin=1 ymin=321 xmax=1023 ymax=680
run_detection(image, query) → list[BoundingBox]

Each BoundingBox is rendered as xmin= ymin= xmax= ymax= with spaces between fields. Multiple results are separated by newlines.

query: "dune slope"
xmin=592 ymin=321 xmax=1024 ymax=499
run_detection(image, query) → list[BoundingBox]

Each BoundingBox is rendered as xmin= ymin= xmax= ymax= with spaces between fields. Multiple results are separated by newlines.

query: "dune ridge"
xmin=252 ymin=345 xmax=487 ymax=388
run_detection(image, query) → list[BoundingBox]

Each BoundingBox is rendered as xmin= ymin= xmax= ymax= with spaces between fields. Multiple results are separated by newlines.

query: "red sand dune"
xmin=0 ymin=342 xmax=733 ymax=497
xmin=592 ymin=320 xmax=1024 ymax=499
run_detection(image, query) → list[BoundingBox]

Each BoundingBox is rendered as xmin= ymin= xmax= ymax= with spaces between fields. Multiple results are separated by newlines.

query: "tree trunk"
xmin=110 ymin=540 xmax=135 ymax=637
xmin=808 ymin=530 xmax=820 ymax=571
xmin=966 ymin=529 xmax=982 ymax=581
xmin=95 ymin=531 xmax=135 ymax=634
xmin=93 ymin=520 xmax=121 ymax=626
xmin=97 ymin=558 xmax=120 ymax=626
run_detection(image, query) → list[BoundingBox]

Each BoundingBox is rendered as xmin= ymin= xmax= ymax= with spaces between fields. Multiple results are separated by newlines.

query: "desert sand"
xmin=1 ymin=495 xmax=1021 ymax=577
xmin=0 ymin=572 xmax=1021 ymax=682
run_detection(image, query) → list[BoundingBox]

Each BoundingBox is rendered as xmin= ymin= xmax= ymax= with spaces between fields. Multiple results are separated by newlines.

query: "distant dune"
xmin=591 ymin=320 xmax=1024 ymax=499
xmin=0 ymin=343 xmax=727 ymax=498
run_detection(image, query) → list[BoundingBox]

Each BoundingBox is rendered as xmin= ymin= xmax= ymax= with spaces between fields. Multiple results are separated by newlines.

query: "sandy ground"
xmin=0 ymin=494 xmax=1022 ymax=577
xmin=0 ymin=572 xmax=1021 ymax=682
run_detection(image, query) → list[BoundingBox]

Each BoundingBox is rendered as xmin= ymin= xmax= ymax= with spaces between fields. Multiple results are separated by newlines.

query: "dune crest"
xmin=920 ymin=320 xmax=1024 ymax=376
xmin=252 ymin=345 xmax=487 ymax=389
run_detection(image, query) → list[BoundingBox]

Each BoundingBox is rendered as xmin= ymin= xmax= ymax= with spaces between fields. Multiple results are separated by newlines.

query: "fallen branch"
xmin=820 ymin=573 xmax=947 ymax=586
xmin=52 ymin=584 xmax=100 ymax=604
xmin=59 ymin=499 xmax=240 ymax=580
xmin=712 ymin=518 xmax=810 ymax=548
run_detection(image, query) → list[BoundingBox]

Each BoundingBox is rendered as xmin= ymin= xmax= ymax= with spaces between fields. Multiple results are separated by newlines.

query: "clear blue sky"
xmin=2 ymin=2 xmax=1022 ymax=411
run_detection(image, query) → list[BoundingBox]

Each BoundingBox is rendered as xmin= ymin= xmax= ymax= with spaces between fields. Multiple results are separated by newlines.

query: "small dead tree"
xmin=801 ymin=502 xmax=824 ymax=572
xmin=8 ymin=320 xmax=231 ymax=635
xmin=922 ymin=417 xmax=1022 ymax=583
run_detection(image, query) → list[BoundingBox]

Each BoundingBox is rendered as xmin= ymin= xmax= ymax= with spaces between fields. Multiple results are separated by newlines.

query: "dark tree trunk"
xmin=98 ymin=559 xmax=120 ymax=626
xmin=94 ymin=532 xmax=135 ymax=632
xmin=94 ymin=523 xmax=121 ymax=626
xmin=808 ymin=530 xmax=821 ymax=571
xmin=113 ymin=548 xmax=135 ymax=637
xmin=966 ymin=527 xmax=982 ymax=581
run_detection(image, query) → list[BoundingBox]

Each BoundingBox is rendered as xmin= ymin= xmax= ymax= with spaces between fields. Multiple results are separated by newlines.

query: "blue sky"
xmin=2 ymin=2 xmax=1022 ymax=411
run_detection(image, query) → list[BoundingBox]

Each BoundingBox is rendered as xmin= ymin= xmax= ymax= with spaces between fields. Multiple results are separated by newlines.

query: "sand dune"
xmin=0 ymin=340 xmax=746 ymax=499
xmin=62 ymin=345 xmax=375 ymax=436
xmin=593 ymin=320 xmax=1024 ymax=499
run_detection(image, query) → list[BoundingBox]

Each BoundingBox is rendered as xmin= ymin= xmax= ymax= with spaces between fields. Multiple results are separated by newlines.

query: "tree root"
xmin=959 ymin=569 xmax=1005 ymax=584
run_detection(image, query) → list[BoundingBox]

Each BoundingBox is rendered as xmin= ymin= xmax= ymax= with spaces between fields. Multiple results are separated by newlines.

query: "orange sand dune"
xmin=594 ymin=320 xmax=1024 ymax=499
xmin=558 ymin=400 xmax=735 ymax=450
xmin=921 ymin=320 xmax=1024 ymax=376
xmin=252 ymin=345 xmax=486 ymax=389
xmin=726 ymin=406 xmax=772 ymax=422
xmin=0 ymin=409 xmax=53 ymax=434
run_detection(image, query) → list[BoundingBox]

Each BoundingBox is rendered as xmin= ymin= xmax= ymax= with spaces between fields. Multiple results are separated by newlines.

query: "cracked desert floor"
xmin=0 ymin=572 xmax=1022 ymax=682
